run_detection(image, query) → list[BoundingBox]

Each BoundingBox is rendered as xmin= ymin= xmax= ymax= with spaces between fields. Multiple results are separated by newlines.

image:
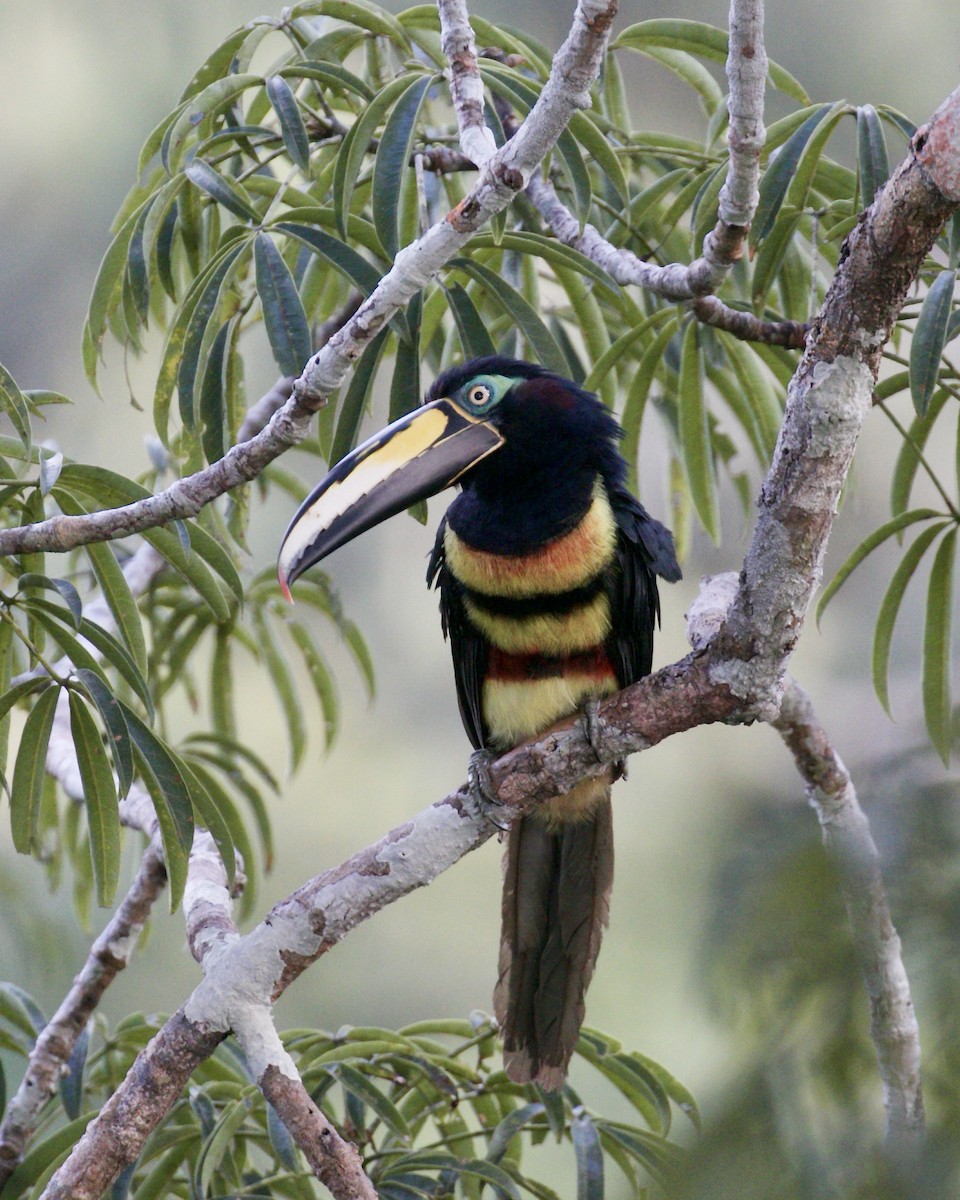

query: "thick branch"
xmin=773 ymin=679 xmax=924 ymax=1144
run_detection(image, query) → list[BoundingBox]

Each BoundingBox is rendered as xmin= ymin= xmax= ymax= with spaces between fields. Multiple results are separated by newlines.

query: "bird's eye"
xmin=467 ymin=383 xmax=491 ymax=408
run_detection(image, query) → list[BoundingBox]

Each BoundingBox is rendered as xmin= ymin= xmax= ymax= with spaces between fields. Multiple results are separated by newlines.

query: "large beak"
xmin=278 ymin=397 xmax=504 ymax=598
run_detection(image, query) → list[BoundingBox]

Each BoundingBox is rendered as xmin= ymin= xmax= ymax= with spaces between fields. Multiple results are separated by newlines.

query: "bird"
xmin=277 ymin=354 xmax=680 ymax=1089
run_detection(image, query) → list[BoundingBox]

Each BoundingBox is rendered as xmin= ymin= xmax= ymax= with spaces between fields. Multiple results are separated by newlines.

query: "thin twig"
xmin=439 ymin=0 xmax=498 ymax=167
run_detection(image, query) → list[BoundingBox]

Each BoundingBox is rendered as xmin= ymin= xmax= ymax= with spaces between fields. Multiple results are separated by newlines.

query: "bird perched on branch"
xmin=278 ymin=355 xmax=680 ymax=1089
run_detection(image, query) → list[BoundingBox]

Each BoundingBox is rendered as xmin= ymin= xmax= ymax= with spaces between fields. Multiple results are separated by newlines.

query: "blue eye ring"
xmin=459 ymin=374 xmax=510 ymax=414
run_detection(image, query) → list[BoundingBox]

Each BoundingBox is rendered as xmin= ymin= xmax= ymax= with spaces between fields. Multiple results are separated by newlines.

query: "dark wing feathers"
xmin=604 ymin=484 xmax=681 ymax=690
xmin=427 ymin=516 xmax=488 ymax=749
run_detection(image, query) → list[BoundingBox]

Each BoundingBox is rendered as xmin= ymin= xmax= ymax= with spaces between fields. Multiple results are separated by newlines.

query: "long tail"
xmin=494 ymin=790 xmax=614 ymax=1090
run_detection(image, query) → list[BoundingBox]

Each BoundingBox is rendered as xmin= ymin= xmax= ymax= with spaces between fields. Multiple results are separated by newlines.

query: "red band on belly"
xmin=486 ymin=645 xmax=614 ymax=683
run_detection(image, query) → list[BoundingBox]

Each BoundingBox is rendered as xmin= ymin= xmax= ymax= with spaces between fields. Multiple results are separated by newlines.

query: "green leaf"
xmin=817 ymin=508 xmax=943 ymax=624
xmin=372 ymin=74 xmax=435 ymax=259
xmin=179 ymin=759 xmax=238 ymax=891
xmin=286 ymin=620 xmax=339 ymax=748
xmin=267 ymin=74 xmax=311 ymax=172
xmin=619 ymin=316 xmax=680 ymax=494
xmin=468 ymin=232 xmax=620 ymax=302
xmin=333 ymin=72 xmax=422 ymax=240
xmin=279 ymin=60 xmax=374 ymax=103
xmin=199 ymin=319 xmax=231 ymax=463
xmin=83 ymin=200 xmax=150 ymax=389
xmin=272 ymin=220 xmax=384 ymax=295
xmin=156 ymin=239 xmax=249 ymax=439
xmin=446 ymin=284 xmax=497 ymax=360
xmin=569 ymin=110 xmax=629 ymax=205
xmin=121 ymin=704 xmax=195 ymax=890
xmin=611 ymin=19 xmax=808 ymax=103
xmin=677 ymin=322 xmax=719 ymax=543
xmin=751 ymin=105 xmax=832 ymax=245
xmin=255 ymin=233 xmax=313 ymax=377
xmin=923 ymin=527 xmax=957 ymax=763
xmin=389 ymin=295 xmax=422 ymax=424
xmin=572 ymin=1108 xmax=604 ymax=1200
xmin=856 ymin=104 xmax=889 ymax=204
xmin=332 ymin=1062 xmax=410 ymax=1137
xmin=0 ymin=360 xmax=32 ymax=453
xmin=286 ymin=0 xmax=412 ymax=47
xmin=10 ymin=684 xmax=59 ymax=853
xmin=17 ymin=574 xmax=83 ymax=627
xmin=194 ymin=1097 xmax=251 ymax=1199
xmin=75 ymin=668 xmax=133 ymax=800
xmin=872 ymin=522 xmax=951 ymax=715
xmin=163 ymin=74 xmax=262 ymax=171
xmin=184 ymin=159 xmax=261 ymax=223
xmin=69 ymin=692 xmax=121 ymax=906
xmin=330 ymin=327 xmax=390 ymax=466
xmin=450 ymin=258 xmax=568 ymax=376
xmin=910 ymin=269 xmax=956 ymax=417
xmin=253 ymin=610 xmax=307 ymax=772
xmin=889 ymin=385 xmax=947 ymax=519
xmin=486 ymin=1103 xmax=545 ymax=1163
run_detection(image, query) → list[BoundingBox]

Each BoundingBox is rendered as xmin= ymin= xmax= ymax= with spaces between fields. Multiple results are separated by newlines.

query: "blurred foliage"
xmin=677 ymin=734 xmax=960 ymax=1200
xmin=0 ymin=1006 xmax=695 ymax=1199
xmin=0 ymin=2 xmax=960 ymax=1195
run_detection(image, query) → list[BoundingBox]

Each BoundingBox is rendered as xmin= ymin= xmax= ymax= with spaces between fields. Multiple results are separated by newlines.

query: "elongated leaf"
xmin=75 ymin=668 xmax=133 ymax=800
xmin=569 ymin=110 xmax=629 ymax=204
xmin=857 ymin=104 xmax=889 ymax=204
xmin=286 ymin=620 xmax=339 ymax=748
xmin=572 ymin=1108 xmax=604 ymax=1200
xmin=267 ymin=74 xmax=311 ymax=171
xmin=450 ymin=258 xmax=568 ymax=376
xmin=69 ymin=692 xmax=120 ymax=905
xmin=330 ymin=327 xmax=391 ymax=466
xmin=923 ymin=527 xmax=957 ymax=763
xmin=0 ymin=360 xmax=32 ymax=452
xmin=618 ymin=316 xmax=680 ymax=493
xmin=333 ymin=72 xmax=422 ymax=240
xmin=468 ymin=231 xmax=620 ymax=302
xmin=179 ymin=759 xmax=238 ymax=890
xmin=120 ymin=703 xmax=194 ymax=854
xmin=611 ymin=19 xmax=808 ymax=103
xmin=17 ymin=574 xmax=82 ymax=627
xmin=194 ymin=1097 xmax=251 ymax=1198
xmin=279 ymin=60 xmax=374 ymax=102
xmin=332 ymin=1062 xmax=410 ymax=1137
xmin=287 ymin=0 xmax=412 ymax=46
xmin=255 ymin=233 xmax=313 ymax=377
xmin=816 ymin=508 xmax=943 ymax=623
xmin=910 ymin=269 xmax=956 ymax=417
xmin=253 ymin=611 xmax=307 ymax=772
xmin=199 ymin=318 xmax=231 ymax=463
xmin=872 ymin=522 xmax=950 ymax=715
xmin=446 ymin=284 xmax=497 ymax=360
xmin=751 ymin=105 xmax=832 ymax=245
xmin=83 ymin=200 xmax=150 ymax=388
xmin=486 ymin=1103 xmax=545 ymax=1163
xmin=10 ymin=684 xmax=59 ymax=853
xmin=272 ymin=217 xmax=384 ymax=297
xmin=389 ymin=295 xmax=422 ymax=424
xmin=372 ymin=74 xmax=434 ymax=259
xmin=889 ymin=386 xmax=947 ymax=519
xmin=184 ymin=159 xmax=261 ymax=223
xmin=0 ymin=675 xmax=53 ymax=729
xmin=164 ymin=74 xmax=262 ymax=171
xmin=677 ymin=322 xmax=719 ymax=542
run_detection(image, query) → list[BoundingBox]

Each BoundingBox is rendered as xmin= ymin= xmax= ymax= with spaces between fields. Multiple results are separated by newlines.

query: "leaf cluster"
xmin=0 ymin=1005 xmax=694 ymax=1199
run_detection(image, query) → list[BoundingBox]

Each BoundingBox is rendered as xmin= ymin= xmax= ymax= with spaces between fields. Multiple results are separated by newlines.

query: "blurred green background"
xmin=1 ymin=1 xmax=959 ymax=1194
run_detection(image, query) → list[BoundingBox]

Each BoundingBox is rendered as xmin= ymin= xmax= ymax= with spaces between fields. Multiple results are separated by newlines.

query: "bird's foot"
xmin=467 ymin=749 xmax=511 ymax=832
xmin=579 ymin=696 xmax=605 ymax=763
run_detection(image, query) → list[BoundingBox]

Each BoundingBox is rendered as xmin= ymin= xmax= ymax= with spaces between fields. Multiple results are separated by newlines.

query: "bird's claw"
xmin=580 ymin=695 xmax=604 ymax=763
xmin=467 ymin=749 xmax=511 ymax=831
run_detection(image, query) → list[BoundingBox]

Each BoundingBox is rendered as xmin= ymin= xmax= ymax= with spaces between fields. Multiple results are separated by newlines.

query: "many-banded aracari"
xmin=278 ymin=355 xmax=680 ymax=1089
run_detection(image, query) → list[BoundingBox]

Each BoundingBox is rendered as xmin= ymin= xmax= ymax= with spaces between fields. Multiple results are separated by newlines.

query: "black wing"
xmin=604 ymin=484 xmax=682 ymax=689
xmin=426 ymin=516 xmax=489 ymax=750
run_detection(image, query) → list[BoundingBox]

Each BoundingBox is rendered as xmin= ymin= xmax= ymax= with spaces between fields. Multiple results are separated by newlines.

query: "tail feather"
xmin=494 ymin=792 xmax=614 ymax=1089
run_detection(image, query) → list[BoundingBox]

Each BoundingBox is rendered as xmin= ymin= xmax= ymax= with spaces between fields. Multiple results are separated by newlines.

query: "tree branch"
xmin=0 ymin=844 xmax=167 ymax=1189
xmin=439 ymin=0 xmax=498 ymax=167
xmin=773 ymin=678 xmax=924 ymax=1144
